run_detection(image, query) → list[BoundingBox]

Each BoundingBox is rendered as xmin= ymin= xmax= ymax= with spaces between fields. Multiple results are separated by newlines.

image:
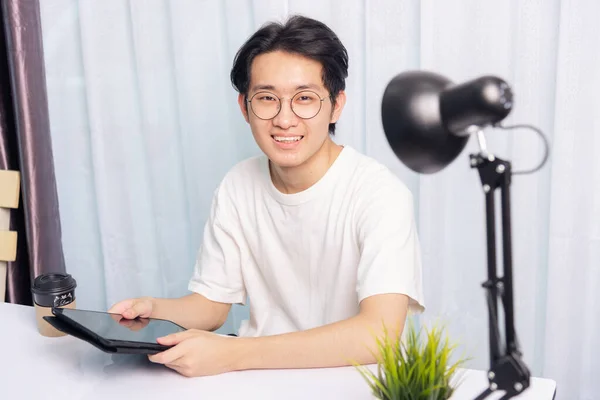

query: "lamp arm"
xmin=470 ymin=151 xmax=531 ymax=400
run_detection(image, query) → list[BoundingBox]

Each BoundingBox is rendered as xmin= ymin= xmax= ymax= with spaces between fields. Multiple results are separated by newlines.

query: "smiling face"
xmin=238 ymin=51 xmax=346 ymax=169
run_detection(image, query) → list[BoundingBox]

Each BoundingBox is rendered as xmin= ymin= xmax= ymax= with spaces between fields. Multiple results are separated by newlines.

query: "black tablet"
xmin=44 ymin=308 xmax=186 ymax=355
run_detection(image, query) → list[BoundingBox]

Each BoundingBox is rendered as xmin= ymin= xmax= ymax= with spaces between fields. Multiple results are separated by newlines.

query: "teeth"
xmin=274 ymin=136 xmax=302 ymax=142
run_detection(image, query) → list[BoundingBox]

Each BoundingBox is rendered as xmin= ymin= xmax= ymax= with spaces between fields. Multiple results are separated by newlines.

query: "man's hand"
xmin=107 ymin=294 xmax=232 ymax=332
xmin=146 ymin=293 xmax=410 ymax=377
xmin=108 ymin=311 xmax=151 ymax=331
xmin=148 ymin=330 xmax=243 ymax=377
xmin=108 ymin=297 xmax=154 ymax=320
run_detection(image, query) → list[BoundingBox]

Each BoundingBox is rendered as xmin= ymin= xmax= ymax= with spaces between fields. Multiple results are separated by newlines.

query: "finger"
xmin=165 ymin=363 xmax=190 ymax=377
xmin=156 ymin=329 xmax=196 ymax=345
xmin=148 ymin=344 xmax=186 ymax=365
xmin=108 ymin=299 xmax=134 ymax=315
xmin=124 ymin=301 xmax=151 ymax=319
xmin=166 ymin=364 xmax=183 ymax=373
xmin=164 ymin=355 xmax=184 ymax=368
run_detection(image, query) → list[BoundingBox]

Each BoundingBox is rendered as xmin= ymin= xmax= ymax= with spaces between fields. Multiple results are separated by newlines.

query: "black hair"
xmin=230 ymin=15 xmax=349 ymax=135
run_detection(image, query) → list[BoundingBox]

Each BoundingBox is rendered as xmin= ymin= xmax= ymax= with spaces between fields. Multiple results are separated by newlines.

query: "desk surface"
xmin=0 ymin=303 xmax=556 ymax=400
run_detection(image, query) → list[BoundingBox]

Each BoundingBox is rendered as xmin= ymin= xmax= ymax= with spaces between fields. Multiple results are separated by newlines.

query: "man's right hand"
xmin=107 ymin=293 xmax=231 ymax=332
xmin=108 ymin=297 xmax=154 ymax=320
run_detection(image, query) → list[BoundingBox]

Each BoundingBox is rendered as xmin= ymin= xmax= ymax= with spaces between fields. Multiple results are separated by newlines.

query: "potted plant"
xmin=354 ymin=320 xmax=468 ymax=400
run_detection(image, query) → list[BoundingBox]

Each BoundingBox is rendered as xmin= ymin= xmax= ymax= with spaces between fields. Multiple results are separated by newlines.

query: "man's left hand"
xmin=148 ymin=329 xmax=243 ymax=377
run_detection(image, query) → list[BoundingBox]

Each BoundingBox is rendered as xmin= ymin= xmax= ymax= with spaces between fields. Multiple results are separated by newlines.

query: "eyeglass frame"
xmin=246 ymin=89 xmax=332 ymax=120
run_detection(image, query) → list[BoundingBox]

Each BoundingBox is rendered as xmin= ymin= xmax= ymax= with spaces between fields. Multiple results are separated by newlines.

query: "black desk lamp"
xmin=381 ymin=71 xmax=550 ymax=400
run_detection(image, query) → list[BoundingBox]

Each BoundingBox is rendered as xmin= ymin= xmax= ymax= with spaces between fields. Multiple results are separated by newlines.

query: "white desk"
xmin=0 ymin=303 xmax=556 ymax=399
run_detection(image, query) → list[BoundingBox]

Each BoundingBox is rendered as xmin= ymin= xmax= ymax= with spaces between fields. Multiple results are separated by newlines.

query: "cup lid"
xmin=31 ymin=273 xmax=77 ymax=295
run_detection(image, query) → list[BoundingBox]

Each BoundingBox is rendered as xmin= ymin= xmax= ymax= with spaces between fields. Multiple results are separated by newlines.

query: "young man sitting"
xmin=109 ymin=15 xmax=424 ymax=377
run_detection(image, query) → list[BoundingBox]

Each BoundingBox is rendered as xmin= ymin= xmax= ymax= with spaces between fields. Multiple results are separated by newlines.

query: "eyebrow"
xmin=250 ymin=83 xmax=323 ymax=92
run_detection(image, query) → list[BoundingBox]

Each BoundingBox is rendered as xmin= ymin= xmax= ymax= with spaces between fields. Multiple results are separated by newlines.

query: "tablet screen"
xmin=57 ymin=308 xmax=186 ymax=345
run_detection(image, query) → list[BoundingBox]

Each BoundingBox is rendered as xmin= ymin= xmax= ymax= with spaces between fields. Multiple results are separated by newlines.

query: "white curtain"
xmin=40 ymin=0 xmax=598 ymax=398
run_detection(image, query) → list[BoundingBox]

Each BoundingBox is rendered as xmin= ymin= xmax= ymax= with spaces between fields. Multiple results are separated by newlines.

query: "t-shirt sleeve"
xmin=188 ymin=187 xmax=247 ymax=305
xmin=355 ymin=177 xmax=425 ymax=314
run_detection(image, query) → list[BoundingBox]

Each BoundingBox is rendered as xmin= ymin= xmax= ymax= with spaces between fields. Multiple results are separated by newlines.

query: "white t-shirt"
xmin=188 ymin=145 xmax=424 ymax=337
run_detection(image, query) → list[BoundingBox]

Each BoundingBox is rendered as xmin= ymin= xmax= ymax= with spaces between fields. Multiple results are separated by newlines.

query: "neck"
xmin=269 ymin=139 xmax=342 ymax=194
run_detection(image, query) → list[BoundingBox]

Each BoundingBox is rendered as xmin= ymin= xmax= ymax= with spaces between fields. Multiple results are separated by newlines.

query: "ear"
xmin=238 ymin=93 xmax=250 ymax=123
xmin=329 ymin=90 xmax=346 ymax=124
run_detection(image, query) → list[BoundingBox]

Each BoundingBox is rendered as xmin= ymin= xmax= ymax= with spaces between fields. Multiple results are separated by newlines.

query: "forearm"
xmin=150 ymin=294 xmax=230 ymax=331
xmin=236 ymin=313 xmax=405 ymax=370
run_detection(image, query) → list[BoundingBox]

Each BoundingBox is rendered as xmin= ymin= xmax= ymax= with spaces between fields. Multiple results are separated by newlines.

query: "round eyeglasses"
xmin=247 ymin=90 xmax=329 ymax=120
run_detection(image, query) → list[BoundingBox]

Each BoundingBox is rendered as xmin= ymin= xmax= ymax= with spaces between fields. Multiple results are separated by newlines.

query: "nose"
xmin=272 ymin=99 xmax=298 ymax=130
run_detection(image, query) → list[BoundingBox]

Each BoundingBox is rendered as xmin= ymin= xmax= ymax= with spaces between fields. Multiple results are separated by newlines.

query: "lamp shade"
xmin=381 ymin=71 xmax=513 ymax=174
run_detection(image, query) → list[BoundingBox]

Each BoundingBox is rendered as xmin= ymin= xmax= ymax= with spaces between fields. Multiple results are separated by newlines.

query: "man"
xmin=109 ymin=15 xmax=424 ymax=377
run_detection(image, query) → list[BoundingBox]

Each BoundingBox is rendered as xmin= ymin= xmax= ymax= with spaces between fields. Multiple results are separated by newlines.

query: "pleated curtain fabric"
xmin=0 ymin=0 xmax=66 ymax=304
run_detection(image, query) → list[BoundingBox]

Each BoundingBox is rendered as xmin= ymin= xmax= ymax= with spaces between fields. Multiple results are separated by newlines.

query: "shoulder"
xmin=342 ymin=150 xmax=417 ymax=244
xmin=339 ymin=148 xmax=415 ymax=236
xmin=224 ymin=154 xmax=265 ymax=181
xmin=209 ymin=154 xmax=267 ymax=215
xmin=344 ymin=147 xmax=414 ymax=206
xmin=216 ymin=154 xmax=266 ymax=195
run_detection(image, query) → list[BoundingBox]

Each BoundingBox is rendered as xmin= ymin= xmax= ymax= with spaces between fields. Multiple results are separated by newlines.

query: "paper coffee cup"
xmin=31 ymin=273 xmax=77 ymax=337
